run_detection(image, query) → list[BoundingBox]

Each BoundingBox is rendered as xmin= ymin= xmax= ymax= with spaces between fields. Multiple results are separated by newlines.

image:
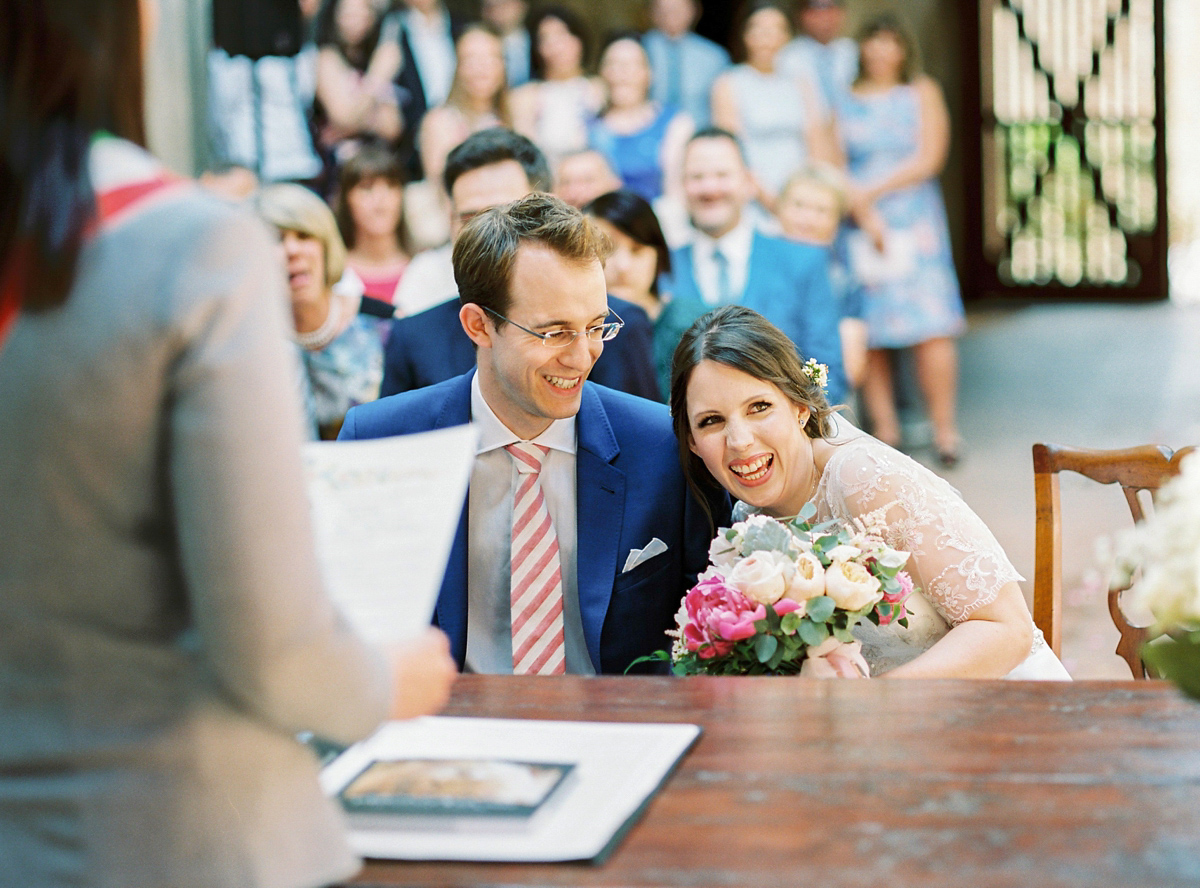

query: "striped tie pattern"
xmin=505 ymin=442 xmax=566 ymax=675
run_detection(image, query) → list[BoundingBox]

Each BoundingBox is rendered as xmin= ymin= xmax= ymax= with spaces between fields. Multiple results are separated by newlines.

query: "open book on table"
xmin=320 ymin=716 xmax=700 ymax=863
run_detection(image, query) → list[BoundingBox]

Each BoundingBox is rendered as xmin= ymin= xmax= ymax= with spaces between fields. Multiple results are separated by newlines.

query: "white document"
xmin=320 ymin=716 xmax=701 ymax=862
xmin=303 ymin=425 xmax=476 ymax=644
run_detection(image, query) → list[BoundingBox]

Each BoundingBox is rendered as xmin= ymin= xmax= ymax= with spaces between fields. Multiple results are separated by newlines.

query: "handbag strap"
xmin=0 ymin=170 xmax=182 ymax=350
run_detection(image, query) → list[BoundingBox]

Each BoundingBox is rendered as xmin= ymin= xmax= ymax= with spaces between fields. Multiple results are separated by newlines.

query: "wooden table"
xmin=353 ymin=676 xmax=1200 ymax=887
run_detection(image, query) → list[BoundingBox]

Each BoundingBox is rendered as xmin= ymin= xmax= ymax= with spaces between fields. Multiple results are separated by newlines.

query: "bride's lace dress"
xmin=734 ymin=418 xmax=1070 ymax=679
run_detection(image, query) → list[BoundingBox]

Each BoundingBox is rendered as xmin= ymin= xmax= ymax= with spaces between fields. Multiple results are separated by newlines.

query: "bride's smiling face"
xmin=686 ymin=360 xmax=816 ymax=518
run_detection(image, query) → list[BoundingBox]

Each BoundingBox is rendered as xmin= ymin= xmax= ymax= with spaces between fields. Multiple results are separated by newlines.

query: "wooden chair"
xmin=1032 ymin=443 xmax=1195 ymax=678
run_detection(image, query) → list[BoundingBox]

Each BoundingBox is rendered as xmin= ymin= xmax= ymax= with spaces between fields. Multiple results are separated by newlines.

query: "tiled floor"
xmin=896 ymin=298 xmax=1200 ymax=678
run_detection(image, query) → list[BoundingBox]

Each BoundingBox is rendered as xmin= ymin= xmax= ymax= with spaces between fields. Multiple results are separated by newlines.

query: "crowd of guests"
xmin=207 ymin=0 xmax=966 ymax=466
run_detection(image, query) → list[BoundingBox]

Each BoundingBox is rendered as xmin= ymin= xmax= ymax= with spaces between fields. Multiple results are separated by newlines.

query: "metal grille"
xmin=978 ymin=0 xmax=1164 ymax=295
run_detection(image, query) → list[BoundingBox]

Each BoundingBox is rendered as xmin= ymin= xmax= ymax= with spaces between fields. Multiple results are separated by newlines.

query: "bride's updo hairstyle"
xmin=670 ymin=306 xmax=838 ymax=508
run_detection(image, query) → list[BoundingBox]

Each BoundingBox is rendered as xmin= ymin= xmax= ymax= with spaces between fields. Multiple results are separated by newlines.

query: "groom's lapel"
xmin=575 ymin=384 xmax=624 ymax=672
xmin=434 ymin=372 xmax=475 ymax=666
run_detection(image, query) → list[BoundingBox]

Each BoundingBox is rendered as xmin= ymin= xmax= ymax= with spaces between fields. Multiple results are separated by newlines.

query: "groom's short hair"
xmin=452 ymin=193 xmax=612 ymax=325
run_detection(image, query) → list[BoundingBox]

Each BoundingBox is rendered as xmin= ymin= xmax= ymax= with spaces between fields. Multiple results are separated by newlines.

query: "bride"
xmin=670 ymin=306 xmax=1069 ymax=679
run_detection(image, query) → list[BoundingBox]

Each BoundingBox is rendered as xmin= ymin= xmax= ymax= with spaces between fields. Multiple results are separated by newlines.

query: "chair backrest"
xmin=1032 ymin=442 xmax=1195 ymax=678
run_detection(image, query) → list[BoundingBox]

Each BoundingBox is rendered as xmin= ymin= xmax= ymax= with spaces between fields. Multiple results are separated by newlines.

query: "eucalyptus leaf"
xmin=798 ymin=619 xmax=828 ymax=646
xmin=755 ymin=633 xmax=779 ymax=663
xmin=806 ymin=595 xmax=836 ymax=622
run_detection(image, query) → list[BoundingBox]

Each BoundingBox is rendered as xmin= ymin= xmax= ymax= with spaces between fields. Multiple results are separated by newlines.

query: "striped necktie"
xmin=505 ymin=442 xmax=566 ymax=675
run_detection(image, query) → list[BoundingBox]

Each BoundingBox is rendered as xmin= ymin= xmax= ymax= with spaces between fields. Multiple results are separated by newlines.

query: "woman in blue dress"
xmin=588 ymin=32 xmax=694 ymax=203
xmin=834 ymin=14 xmax=965 ymax=466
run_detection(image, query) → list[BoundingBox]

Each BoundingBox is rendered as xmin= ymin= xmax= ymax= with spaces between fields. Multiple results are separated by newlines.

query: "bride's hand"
xmin=800 ymin=638 xmax=870 ymax=679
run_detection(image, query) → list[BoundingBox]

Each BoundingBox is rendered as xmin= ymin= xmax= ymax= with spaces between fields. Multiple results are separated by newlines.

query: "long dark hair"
xmin=669 ymin=306 xmax=837 ymax=515
xmin=334 ymin=141 xmax=408 ymax=250
xmin=1 ymin=0 xmax=147 ymax=311
xmin=584 ymin=189 xmax=671 ymax=295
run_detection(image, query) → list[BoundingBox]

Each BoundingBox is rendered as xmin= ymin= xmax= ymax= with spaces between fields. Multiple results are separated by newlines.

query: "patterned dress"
xmin=734 ymin=418 xmax=1070 ymax=679
xmin=836 ymin=83 xmax=965 ymax=348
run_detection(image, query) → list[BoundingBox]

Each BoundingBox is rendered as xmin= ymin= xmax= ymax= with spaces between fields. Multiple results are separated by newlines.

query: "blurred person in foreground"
xmin=342 ymin=193 xmax=724 ymax=674
xmin=383 ymin=128 xmax=659 ymax=401
xmin=0 ymin=3 xmax=455 ymax=886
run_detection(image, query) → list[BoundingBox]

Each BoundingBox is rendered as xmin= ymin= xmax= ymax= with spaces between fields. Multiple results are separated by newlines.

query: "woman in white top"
xmin=510 ymin=5 xmax=605 ymax=170
xmin=711 ymin=0 xmax=836 ymax=209
xmin=669 ymin=306 xmax=1070 ymax=680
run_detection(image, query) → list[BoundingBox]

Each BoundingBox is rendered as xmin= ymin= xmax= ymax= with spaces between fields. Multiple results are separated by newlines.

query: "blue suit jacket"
xmin=655 ymin=231 xmax=848 ymax=404
xmin=339 ymin=372 xmax=727 ymax=674
xmin=382 ymin=295 xmax=662 ymax=402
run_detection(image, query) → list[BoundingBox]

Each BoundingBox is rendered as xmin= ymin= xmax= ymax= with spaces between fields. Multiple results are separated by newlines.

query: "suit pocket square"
xmin=622 ymin=538 xmax=669 ymax=573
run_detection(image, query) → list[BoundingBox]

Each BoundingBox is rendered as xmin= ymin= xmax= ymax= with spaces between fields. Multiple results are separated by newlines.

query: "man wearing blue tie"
xmin=642 ymin=0 xmax=730 ymax=129
xmin=654 ymin=128 xmax=847 ymax=403
xmin=341 ymin=194 xmax=724 ymax=675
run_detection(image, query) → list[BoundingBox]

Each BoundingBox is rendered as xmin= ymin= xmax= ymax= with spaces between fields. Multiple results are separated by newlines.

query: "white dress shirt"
xmin=392 ymin=243 xmax=456 ymax=317
xmin=402 ymin=7 xmax=456 ymax=108
xmin=464 ymin=375 xmax=595 ymax=674
xmin=690 ymin=217 xmax=755 ymax=306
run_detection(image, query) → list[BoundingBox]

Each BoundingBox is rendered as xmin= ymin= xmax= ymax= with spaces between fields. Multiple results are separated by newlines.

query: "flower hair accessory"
xmin=802 ymin=358 xmax=828 ymax=392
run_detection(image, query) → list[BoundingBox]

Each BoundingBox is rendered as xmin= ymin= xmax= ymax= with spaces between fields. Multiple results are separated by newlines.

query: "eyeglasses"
xmin=483 ymin=306 xmax=624 ymax=348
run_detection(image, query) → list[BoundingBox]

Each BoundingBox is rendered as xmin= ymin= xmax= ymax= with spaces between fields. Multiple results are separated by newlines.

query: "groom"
xmin=340 ymin=194 xmax=724 ymax=674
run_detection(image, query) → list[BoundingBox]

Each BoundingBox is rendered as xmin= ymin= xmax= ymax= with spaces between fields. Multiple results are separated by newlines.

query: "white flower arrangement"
xmin=1112 ymin=452 xmax=1200 ymax=632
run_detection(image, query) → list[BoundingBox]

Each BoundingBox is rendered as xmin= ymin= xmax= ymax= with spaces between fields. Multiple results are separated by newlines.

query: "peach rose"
xmin=785 ymin=550 xmax=826 ymax=602
xmin=727 ymin=550 xmax=793 ymax=605
xmin=824 ymin=559 xmax=882 ymax=611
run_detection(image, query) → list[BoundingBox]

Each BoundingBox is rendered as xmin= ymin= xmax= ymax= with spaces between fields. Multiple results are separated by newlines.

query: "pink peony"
xmin=878 ymin=571 xmax=913 ymax=625
xmin=683 ymin=576 xmax=764 ymax=658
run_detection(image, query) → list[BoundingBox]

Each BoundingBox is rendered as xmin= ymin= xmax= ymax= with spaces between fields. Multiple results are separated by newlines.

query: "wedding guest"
xmin=258 ymin=183 xmax=383 ymax=439
xmin=834 ymin=14 xmax=965 ymax=466
xmin=383 ymin=128 xmax=660 ymax=401
xmin=389 ymin=0 xmax=464 ymax=177
xmin=407 ymin=23 xmax=512 ymax=252
xmin=642 ymin=0 xmax=731 ymax=129
xmin=670 ymin=307 xmax=1071 ymax=679
xmin=208 ymin=0 xmax=323 ymax=184
xmin=555 ymin=148 xmax=623 ymax=209
xmin=777 ymin=0 xmax=858 ymax=112
xmin=585 ymin=189 xmax=672 ymax=324
xmin=585 ymin=189 xmax=673 ymax=397
xmin=776 ymin=165 xmax=867 ymax=391
xmin=0 ymin=2 xmax=455 ymax=885
xmin=589 ymin=31 xmax=694 ymax=203
xmin=510 ymin=5 xmax=605 ymax=170
xmin=343 ymin=193 xmax=724 ymax=674
xmin=335 ymin=142 xmax=410 ymax=308
xmin=711 ymin=0 xmax=836 ymax=207
xmin=314 ymin=0 xmax=404 ymax=166
xmin=655 ymin=128 xmax=846 ymax=404
xmin=481 ymin=0 xmax=532 ymax=87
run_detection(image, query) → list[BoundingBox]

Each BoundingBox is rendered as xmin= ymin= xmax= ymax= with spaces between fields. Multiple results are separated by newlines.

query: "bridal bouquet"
xmin=642 ymin=508 xmax=913 ymax=677
xmin=1111 ymin=452 xmax=1200 ymax=698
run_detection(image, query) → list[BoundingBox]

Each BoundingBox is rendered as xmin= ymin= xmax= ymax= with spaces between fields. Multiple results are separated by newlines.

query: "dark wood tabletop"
xmin=351 ymin=675 xmax=1200 ymax=888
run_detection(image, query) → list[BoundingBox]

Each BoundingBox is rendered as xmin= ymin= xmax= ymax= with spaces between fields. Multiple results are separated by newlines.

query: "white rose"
xmin=824 ymin=544 xmax=862 ymax=563
xmin=708 ymin=534 xmax=741 ymax=573
xmin=825 ymin=559 xmax=883 ymax=611
xmin=727 ymin=551 xmax=793 ymax=605
xmin=785 ymin=550 xmax=826 ymax=601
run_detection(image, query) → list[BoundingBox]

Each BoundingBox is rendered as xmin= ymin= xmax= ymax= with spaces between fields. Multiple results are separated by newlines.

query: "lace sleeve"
xmin=817 ymin=438 xmax=1023 ymax=625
